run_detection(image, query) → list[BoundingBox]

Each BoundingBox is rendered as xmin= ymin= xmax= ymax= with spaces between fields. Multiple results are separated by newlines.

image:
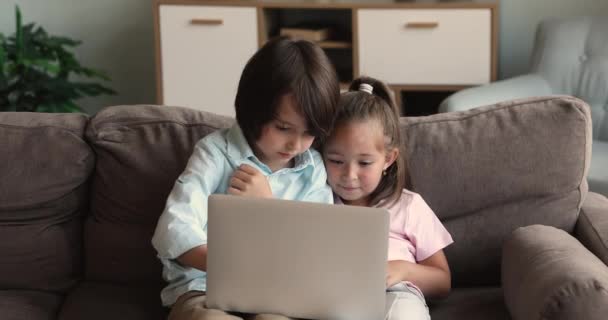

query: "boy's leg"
xmin=168 ymin=291 xmax=245 ymax=320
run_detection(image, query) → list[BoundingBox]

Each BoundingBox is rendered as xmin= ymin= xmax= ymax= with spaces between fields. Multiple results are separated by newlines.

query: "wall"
xmin=1 ymin=0 xmax=607 ymax=114
xmin=0 ymin=0 xmax=155 ymax=114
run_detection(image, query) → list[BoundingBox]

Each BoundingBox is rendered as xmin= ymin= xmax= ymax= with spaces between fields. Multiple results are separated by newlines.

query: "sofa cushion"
xmin=0 ymin=290 xmax=64 ymax=320
xmin=429 ymin=287 xmax=509 ymax=320
xmin=503 ymin=224 xmax=608 ymax=320
xmin=84 ymin=105 xmax=233 ymax=286
xmin=58 ymin=281 xmax=167 ymax=320
xmin=575 ymin=192 xmax=608 ymax=265
xmin=0 ymin=112 xmax=93 ymax=293
xmin=401 ymin=96 xmax=591 ymax=286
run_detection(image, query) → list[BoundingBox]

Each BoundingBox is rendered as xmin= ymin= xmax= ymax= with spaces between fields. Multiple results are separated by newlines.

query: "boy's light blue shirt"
xmin=151 ymin=124 xmax=333 ymax=306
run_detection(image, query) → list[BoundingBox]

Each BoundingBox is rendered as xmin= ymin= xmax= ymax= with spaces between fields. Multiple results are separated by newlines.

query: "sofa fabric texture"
xmin=83 ymin=105 xmax=232 ymax=287
xmin=0 ymin=112 xmax=92 ymax=293
xmin=502 ymin=225 xmax=608 ymax=320
xmin=402 ymin=96 xmax=591 ymax=287
xmin=0 ymin=96 xmax=606 ymax=320
xmin=438 ymin=16 xmax=608 ymax=197
xmin=575 ymin=192 xmax=608 ymax=265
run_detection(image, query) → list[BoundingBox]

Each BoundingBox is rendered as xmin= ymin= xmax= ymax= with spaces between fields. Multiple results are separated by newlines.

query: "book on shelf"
xmin=280 ymin=27 xmax=330 ymax=42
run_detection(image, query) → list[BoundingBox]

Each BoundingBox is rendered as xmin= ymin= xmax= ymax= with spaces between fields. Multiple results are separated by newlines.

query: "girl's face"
xmin=255 ymin=94 xmax=315 ymax=172
xmin=323 ymin=120 xmax=397 ymax=207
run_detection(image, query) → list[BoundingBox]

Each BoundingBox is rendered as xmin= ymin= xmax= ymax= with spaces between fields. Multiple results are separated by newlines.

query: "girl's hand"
xmin=227 ymin=164 xmax=273 ymax=198
xmin=386 ymin=260 xmax=412 ymax=288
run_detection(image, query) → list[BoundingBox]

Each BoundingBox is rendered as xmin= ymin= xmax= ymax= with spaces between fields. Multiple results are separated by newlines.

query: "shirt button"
xmin=579 ymin=54 xmax=588 ymax=62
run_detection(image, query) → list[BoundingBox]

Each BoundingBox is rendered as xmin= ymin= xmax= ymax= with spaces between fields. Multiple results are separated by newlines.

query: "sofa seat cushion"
xmin=429 ymin=287 xmax=509 ymax=320
xmin=588 ymin=140 xmax=608 ymax=196
xmin=0 ymin=290 xmax=64 ymax=320
xmin=58 ymin=281 xmax=168 ymax=320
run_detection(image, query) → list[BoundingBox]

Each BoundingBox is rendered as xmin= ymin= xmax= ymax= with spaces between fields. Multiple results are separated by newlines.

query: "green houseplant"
xmin=0 ymin=6 xmax=115 ymax=113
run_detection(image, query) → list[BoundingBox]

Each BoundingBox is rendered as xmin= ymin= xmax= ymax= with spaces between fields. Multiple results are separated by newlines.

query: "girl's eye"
xmin=359 ymin=161 xmax=373 ymax=166
xmin=276 ymin=125 xmax=289 ymax=131
xmin=328 ymin=159 xmax=343 ymax=165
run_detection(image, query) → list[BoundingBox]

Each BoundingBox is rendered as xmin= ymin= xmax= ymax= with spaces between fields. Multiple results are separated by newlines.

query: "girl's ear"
xmin=383 ymin=147 xmax=399 ymax=170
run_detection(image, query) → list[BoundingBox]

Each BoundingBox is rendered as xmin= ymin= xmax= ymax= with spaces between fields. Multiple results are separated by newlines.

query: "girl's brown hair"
xmin=234 ymin=36 xmax=340 ymax=146
xmin=330 ymin=76 xmax=408 ymax=207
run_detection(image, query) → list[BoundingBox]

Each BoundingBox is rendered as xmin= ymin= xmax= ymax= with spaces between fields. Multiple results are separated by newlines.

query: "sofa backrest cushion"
xmin=0 ymin=112 xmax=93 ymax=293
xmin=401 ymin=96 xmax=591 ymax=287
xmin=84 ymin=105 xmax=233 ymax=287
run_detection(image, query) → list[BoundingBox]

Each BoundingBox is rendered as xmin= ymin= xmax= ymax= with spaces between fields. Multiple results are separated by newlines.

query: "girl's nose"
xmin=343 ymin=164 xmax=357 ymax=180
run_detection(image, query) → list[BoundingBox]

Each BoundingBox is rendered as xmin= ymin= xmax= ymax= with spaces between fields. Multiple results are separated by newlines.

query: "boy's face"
xmin=255 ymin=94 xmax=314 ymax=172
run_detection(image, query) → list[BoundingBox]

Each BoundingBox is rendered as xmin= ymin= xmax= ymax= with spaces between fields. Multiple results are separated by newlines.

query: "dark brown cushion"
xmin=401 ymin=96 xmax=591 ymax=286
xmin=0 ymin=290 xmax=64 ymax=320
xmin=502 ymin=224 xmax=608 ymax=320
xmin=58 ymin=281 xmax=167 ymax=320
xmin=0 ymin=112 xmax=93 ymax=293
xmin=429 ymin=287 xmax=509 ymax=320
xmin=575 ymin=192 xmax=608 ymax=265
xmin=84 ymin=105 xmax=233 ymax=286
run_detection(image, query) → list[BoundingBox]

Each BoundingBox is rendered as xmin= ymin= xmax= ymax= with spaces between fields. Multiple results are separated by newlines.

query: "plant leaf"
xmin=15 ymin=5 xmax=24 ymax=63
xmin=0 ymin=34 xmax=6 ymax=73
xmin=22 ymin=59 xmax=61 ymax=75
xmin=3 ymin=5 xmax=115 ymax=113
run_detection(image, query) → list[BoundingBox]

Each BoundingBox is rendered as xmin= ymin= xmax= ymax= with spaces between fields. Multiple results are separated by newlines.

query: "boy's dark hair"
xmin=234 ymin=36 xmax=340 ymax=145
xmin=331 ymin=76 xmax=409 ymax=207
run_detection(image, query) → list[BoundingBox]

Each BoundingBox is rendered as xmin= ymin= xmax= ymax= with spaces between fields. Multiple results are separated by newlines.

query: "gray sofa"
xmin=439 ymin=16 xmax=608 ymax=197
xmin=1 ymin=96 xmax=607 ymax=320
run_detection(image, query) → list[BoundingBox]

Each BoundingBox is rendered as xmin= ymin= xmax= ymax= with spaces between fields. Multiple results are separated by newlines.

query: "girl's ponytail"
xmin=348 ymin=76 xmax=400 ymax=118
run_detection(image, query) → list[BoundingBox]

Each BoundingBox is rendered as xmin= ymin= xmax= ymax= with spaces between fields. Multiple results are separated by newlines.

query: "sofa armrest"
xmin=438 ymin=74 xmax=553 ymax=113
xmin=576 ymin=192 xmax=608 ymax=266
xmin=502 ymin=225 xmax=608 ymax=320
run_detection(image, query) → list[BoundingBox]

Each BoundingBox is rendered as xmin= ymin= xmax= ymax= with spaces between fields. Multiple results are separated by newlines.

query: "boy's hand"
xmin=228 ymin=164 xmax=273 ymax=198
xmin=386 ymin=260 xmax=412 ymax=288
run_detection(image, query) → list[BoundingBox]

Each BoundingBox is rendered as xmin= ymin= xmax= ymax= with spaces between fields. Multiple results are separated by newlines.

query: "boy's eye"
xmin=328 ymin=159 xmax=343 ymax=165
xmin=276 ymin=125 xmax=289 ymax=131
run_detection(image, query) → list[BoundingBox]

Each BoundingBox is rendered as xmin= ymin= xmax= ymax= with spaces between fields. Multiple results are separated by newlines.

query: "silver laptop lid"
xmin=206 ymin=194 xmax=389 ymax=320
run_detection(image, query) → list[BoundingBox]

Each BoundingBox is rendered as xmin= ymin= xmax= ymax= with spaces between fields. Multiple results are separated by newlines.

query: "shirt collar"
xmin=226 ymin=124 xmax=255 ymax=161
xmin=226 ymin=124 xmax=316 ymax=173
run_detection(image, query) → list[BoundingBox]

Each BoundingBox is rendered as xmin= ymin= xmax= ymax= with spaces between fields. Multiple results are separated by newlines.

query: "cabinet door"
xmin=160 ymin=5 xmax=258 ymax=116
xmin=357 ymin=9 xmax=491 ymax=85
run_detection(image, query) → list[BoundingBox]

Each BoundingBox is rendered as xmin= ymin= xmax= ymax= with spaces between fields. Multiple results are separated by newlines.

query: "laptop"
xmin=206 ymin=194 xmax=392 ymax=320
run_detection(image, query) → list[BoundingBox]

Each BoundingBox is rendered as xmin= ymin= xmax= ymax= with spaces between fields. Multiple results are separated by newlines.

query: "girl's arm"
xmin=387 ymin=250 xmax=451 ymax=298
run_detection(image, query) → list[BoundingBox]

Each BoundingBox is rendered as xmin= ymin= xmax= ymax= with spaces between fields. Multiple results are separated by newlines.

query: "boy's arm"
xmin=177 ymin=245 xmax=208 ymax=271
xmin=152 ymin=141 xmax=223 ymax=272
xmin=227 ymin=164 xmax=273 ymax=198
xmin=387 ymin=250 xmax=451 ymax=298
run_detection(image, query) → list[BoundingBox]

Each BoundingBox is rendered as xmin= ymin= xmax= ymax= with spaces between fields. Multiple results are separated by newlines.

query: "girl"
xmin=152 ymin=36 xmax=340 ymax=320
xmin=323 ymin=76 xmax=453 ymax=320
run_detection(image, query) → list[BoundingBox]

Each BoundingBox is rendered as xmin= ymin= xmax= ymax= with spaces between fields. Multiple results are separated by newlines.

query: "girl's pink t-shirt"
xmin=336 ymin=189 xmax=453 ymax=262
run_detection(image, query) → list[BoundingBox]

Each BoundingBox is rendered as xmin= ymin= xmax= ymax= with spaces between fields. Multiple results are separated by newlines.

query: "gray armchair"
xmin=439 ymin=16 xmax=608 ymax=196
